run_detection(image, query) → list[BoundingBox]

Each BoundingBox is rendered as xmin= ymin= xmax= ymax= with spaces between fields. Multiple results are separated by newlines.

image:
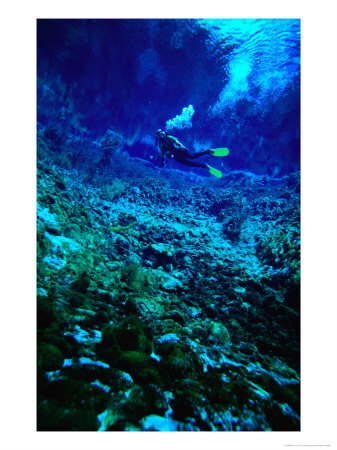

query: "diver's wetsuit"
xmin=157 ymin=131 xmax=210 ymax=169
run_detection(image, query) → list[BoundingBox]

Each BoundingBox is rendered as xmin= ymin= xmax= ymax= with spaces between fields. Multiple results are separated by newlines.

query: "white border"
xmin=1 ymin=1 xmax=337 ymax=449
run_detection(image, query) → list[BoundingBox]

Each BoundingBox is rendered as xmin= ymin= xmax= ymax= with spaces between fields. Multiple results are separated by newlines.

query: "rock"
xmin=161 ymin=273 xmax=184 ymax=292
xmin=37 ymin=298 xmax=54 ymax=329
xmin=122 ymin=384 xmax=168 ymax=421
xmin=157 ymin=343 xmax=203 ymax=379
xmin=37 ymin=343 xmax=64 ymax=371
xmin=71 ymin=271 xmax=91 ymax=293
xmin=140 ymin=415 xmax=183 ymax=431
xmin=37 ymin=204 xmax=61 ymax=235
xmin=142 ymin=242 xmax=175 ymax=268
xmin=208 ymin=322 xmax=231 ymax=346
xmin=97 ymin=316 xmax=153 ymax=368
xmin=165 ymin=309 xmax=185 ymax=326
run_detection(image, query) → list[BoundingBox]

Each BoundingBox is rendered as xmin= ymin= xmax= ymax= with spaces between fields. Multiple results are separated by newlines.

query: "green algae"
xmin=37 ymin=342 xmax=64 ymax=371
xmin=157 ymin=343 xmax=203 ymax=379
xmin=98 ymin=316 xmax=154 ymax=371
xmin=109 ymin=221 xmax=137 ymax=233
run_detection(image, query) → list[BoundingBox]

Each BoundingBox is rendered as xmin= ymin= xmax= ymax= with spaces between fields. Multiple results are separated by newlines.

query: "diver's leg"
xmin=185 ymin=150 xmax=211 ymax=159
xmin=174 ymin=157 xmax=222 ymax=178
xmin=174 ymin=157 xmax=208 ymax=168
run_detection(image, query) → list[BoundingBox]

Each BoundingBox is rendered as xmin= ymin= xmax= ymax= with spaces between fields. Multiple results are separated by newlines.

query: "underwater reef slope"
xmin=37 ymin=150 xmax=300 ymax=431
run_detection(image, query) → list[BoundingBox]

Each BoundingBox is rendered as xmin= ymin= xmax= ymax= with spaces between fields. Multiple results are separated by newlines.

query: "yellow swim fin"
xmin=210 ymin=147 xmax=229 ymax=156
xmin=206 ymin=164 xmax=223 ymax=178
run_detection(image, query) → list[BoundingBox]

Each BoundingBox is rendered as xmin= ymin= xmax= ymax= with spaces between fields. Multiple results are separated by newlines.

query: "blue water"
xmin=202 ymin=19 xmax=300 ymax=113
xmin=37 ymin=18 xmax=300 ymax=176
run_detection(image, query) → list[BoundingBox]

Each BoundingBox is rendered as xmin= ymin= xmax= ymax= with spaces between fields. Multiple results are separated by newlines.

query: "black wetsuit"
xmin=158 ymin=133 xmax=210 ymax=169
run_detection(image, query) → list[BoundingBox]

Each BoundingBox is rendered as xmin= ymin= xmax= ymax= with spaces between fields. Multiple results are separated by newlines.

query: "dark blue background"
xmin=37 ymin=19 xmax=300 ymax=176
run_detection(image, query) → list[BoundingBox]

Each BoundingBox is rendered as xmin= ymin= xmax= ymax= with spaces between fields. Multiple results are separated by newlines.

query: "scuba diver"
xmin=155 ymin=129 xmax=229 ymax=178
